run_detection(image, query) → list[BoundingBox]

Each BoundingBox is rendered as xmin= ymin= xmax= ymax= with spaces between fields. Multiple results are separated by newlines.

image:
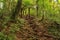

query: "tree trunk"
xmin=11 ymin=0 xmax=22 ymax=20
xmin=36 ymin=0 xmax=39 ymax=17
xmin=20 ymin=8 xmax=23 ymax=18
xmin=28 ymin=7 xmax=30 ymax=18
xmin=41 ymin=0 xmax=45 ymax=21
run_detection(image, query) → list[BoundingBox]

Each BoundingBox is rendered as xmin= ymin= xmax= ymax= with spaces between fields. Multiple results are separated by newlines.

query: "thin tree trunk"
xmin=36 ymin=0 xmax=39 ymax=17
xmin=28 ymin=7 xmax=30 ymax=18
xmin=36 ymin=6 xmax=38 ymax=17
xmin=40 ymin=0 xmax=45 ymax=21
xmin=20 ymin=8 xmax=23 ymax=18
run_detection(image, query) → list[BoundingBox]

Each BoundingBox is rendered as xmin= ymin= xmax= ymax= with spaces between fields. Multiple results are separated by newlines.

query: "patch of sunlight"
xmin=0 ymin=2 xmax=3 ymax=9
xmin=54 ymin=0 xmax=57 ymax=2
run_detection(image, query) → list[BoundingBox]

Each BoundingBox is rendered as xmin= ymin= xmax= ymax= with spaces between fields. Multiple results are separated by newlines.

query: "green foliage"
xmin=48 ymin=25 xmax=60 ymax=37
xmin=9 ymin=18 xmax=25 ymax=33
xmin=0 ymin=32 xmax=15 ymax=40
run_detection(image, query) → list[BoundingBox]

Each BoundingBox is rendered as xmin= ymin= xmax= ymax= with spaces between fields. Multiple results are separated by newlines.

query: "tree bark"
xmin=28 ymin=7 xmax=30 ymax=18
xmin=11 ymin=0 xmax=22 ymax=20
xmin=36 ymin=0 xmax=39 ymax=17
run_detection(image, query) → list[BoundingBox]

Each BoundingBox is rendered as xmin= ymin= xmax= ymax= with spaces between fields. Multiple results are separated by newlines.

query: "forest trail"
xmin=15 ymin=15 xmax=59 ymax=40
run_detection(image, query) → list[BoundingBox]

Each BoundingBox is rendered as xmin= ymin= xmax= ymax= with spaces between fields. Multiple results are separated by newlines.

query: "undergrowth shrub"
xmin=0 ymin=32 xmax=15 ymax=40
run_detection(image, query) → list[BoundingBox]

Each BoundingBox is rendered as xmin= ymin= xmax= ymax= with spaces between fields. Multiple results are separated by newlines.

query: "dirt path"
xmin=15 ymin=16 xmax=58 ymax=40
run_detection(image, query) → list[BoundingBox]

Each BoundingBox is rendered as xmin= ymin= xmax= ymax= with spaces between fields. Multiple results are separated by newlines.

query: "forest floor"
xmin=15 ymin=15 xmax=60 ymax=40
xmin=0 ymin=15 xmax=60 ymax=40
